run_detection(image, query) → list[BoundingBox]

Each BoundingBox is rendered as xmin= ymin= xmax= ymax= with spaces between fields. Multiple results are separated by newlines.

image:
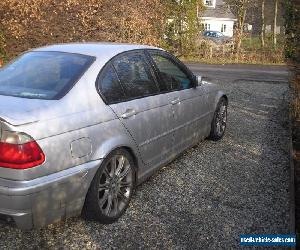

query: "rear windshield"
xmin=0 ymin=51 xmax=95 ymax=100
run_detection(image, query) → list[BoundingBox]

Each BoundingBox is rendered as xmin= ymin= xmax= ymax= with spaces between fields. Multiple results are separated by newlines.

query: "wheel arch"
xmin=91 ymin=136 xmax=142 ymax=186
xmin=214 ymin=90 xmax=228 ymax=111
xmin=221 ymin=94 xmax=228 ymax=103
xmin=82 ymin=144 xmax=138 ymax=222
xmin=113 ymin=146 xmax=140 ymax=185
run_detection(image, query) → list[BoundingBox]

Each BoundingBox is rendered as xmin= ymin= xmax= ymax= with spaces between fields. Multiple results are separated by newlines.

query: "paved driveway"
xmin=0 ymin=64 xmax=291 ymax=249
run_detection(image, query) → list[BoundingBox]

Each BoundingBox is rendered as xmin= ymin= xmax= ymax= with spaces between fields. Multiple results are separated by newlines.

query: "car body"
xmin=202 ymin=31 xmax=233 ymax=45
xmin=0 ymin=43 xmax=227 ymax=229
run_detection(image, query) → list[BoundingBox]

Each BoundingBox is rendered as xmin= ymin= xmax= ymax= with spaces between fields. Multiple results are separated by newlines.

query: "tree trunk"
xmin=273 ymin=0 xmax=278 ymax=48
xmin=235 ymin=1 xmax=247 ymax=59
xmin=261 ymin=0 xmax=265 ymax=48
xmin=178 ymin=1 xmax=183 ymax=55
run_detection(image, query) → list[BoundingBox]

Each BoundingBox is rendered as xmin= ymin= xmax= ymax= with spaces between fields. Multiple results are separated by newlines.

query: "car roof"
xmin=32 ymin=42 xmax=162 ymax=59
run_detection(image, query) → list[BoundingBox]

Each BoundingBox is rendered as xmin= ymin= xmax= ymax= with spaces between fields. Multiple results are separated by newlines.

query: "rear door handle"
xmin=171 ymin=98 xmax=180 ymax=105
xmin=121 ymin=109 xmax=136 ymax=119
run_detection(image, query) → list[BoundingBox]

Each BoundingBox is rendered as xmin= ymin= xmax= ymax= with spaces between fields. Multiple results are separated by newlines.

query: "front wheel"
xmin=83 ymin=149 xmax=135 ymax=224
xmin=209 ymin=97 xmax=228 ymax=141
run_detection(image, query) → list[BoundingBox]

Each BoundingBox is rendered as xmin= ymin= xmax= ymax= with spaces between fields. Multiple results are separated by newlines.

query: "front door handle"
xmin=171 ymin=98 xmax=180 ymax=105
xmin=121 ymin=109 xmax=136 ymax=119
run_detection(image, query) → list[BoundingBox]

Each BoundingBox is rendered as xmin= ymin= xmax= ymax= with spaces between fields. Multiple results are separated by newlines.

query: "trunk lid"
xmin=0 ymin=95 xmax=54 ymax=125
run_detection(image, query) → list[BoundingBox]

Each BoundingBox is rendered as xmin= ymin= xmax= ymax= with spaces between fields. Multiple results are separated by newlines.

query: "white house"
xmin=200 ymin=0 xmax=236 ymax=37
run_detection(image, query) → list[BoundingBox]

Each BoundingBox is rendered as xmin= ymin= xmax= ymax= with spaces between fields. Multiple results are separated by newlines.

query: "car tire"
xmin=209 ymin=97 xmax=228 ymax=141
xmin=82 ymin=149 xmax=135 ymax=224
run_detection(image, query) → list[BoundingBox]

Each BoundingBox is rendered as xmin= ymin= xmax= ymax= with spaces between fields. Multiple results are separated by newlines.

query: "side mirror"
xmin=195 ymin=75 xmax=202 ymax=86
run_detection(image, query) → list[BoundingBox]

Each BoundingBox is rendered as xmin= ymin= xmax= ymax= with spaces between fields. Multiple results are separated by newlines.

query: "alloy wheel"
xmin=215 ymin=101 xmax=227 ymax=136
xmin=97 ymin=155 xmax=133 ymax=217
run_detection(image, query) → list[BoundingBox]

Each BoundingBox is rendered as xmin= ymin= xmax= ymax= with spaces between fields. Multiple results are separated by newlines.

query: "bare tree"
xmin=164 ymin=0 xmax=203 ymax=55
xmin=261 ymin=0 xmax=265 ymax=48
xmin=273 ymin=0 xmax=278 ymax=47
xmin=225 ymin=0 xmax=250 ymax=57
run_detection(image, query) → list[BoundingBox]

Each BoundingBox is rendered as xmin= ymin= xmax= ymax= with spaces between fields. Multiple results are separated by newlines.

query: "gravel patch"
xmin=0 ymin=77 xmax=290 ymax=249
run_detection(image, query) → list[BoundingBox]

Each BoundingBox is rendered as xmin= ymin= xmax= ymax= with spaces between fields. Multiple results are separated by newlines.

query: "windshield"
xmin=0 ymin=51 xmax=95 ymax=100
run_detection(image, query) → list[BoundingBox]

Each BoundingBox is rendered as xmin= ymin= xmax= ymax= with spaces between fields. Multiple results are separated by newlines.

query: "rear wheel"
xmin=209 ymin=97 xmax=228 ymax=141
xmin=83 ymin=149 xmax=135 ymax=224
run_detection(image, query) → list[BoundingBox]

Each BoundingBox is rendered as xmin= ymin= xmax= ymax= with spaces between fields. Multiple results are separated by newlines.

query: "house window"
xmin=205 ymin=0 xmax=213 ymax=6
xmin=204 ymin=0 xmax=215 ymax=7
xmin=204 ymin=23 xmax=211 ymax=31
xmin=221 ymin=24 xmax=227 ymax=33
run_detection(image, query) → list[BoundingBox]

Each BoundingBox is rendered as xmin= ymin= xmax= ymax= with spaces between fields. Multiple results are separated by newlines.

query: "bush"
xmin=0 ymin=0 xmax=166 ymax=59
xmin=182 ymin=36 xmax=284 ymax=65
xmin=285 ymin=0 xmax=300 ymax=120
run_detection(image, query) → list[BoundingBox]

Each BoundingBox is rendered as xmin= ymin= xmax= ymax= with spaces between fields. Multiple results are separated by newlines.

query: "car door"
xmin=147 ymin=50 xmax=209 ymax=155
xmin=97 ymin=50 xmax=174 ymax=170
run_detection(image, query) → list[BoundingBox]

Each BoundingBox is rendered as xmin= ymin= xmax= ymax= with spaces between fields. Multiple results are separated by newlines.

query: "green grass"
xmin=182 ymin=58 xmax=286 ymax=65
xmin=241 ymin=36 xmax=262 ymax=50
xmin=181 ymin=52 xmax=286 ymax=65
xmin=241 ymin=34 xmax=285 ymax=50
xmin=180 ymin=35 xmax=286 ymax=65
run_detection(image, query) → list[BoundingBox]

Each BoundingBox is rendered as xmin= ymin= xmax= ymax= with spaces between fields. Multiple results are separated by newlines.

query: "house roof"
xmin=201 ymin=0 xmax=236 ymax=20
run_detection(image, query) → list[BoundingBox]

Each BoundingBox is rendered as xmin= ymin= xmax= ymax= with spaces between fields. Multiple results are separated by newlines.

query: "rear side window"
xmin=0 ymin=51 xmax=94 ymax=100
xmin=112 ymin=53 xmax=159 ymax=99
xmin=97 ymin=64 xmax=125 ymax=104
xmin=149 ymin=53 xmax=192 ymax=91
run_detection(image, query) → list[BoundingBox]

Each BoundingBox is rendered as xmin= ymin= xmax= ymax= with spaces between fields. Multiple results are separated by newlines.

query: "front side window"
xmin=0 ymin=51 xmax=94 ymax=100
xmin=112 ymin=53 xmax=159 ymax=99
xmin=97 ymin=64 xmax=126 ymax=104
xmin=204 ymin=23 xmax=211 ymax=31
xmin=150 ymin=53 xmax=192 ymax=91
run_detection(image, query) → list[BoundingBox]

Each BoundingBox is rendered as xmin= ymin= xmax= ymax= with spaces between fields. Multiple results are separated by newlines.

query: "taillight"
xmin=0 ymin=131 xmax=45 ymax=169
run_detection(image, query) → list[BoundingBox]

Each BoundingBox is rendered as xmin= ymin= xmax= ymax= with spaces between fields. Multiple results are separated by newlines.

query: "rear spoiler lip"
xmin=0 ymin=116 xmax=39 ymax=126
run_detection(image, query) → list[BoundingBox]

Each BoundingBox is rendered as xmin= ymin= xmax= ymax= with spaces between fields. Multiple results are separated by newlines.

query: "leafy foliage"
xmin=0 ymin=28 xmax=6 ymax=65
xmin=224 ymin=0 xmax=251 ymax=56
xmin=284 ymin=0 xmax=300 ymax=63
xmin=0 ymin=0 xmax=205 ymax=60
xmin=163 ymin=0 xmax=203 ymax=56
xmin=0 ymin=0 xmax=167 ymax=59
xmin=284 ymin=0 xmax=300 ymax=120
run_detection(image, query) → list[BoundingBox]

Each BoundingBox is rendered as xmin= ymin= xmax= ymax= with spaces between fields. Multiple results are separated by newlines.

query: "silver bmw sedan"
xmin=0 ymin=43 xmax=227 ymax=229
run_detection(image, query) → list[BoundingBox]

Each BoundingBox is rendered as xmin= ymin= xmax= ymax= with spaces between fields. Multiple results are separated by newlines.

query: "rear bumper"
xmin=0 ymin=160 xmax=101 ymax=230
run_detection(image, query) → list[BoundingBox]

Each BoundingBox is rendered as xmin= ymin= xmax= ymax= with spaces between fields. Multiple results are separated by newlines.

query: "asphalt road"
xmin=186 ymin=63 xmax=289 ymax=82
xmin=0 ymin=64 xmax=291 ymax=249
